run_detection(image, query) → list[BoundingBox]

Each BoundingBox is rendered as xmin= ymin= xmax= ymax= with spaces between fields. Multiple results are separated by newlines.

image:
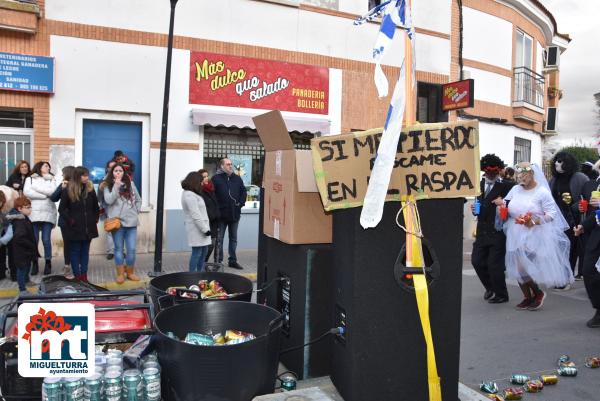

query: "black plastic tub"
xmin=154 ymin=301 xmax=283 ymax=401
xmin=149 ymin=272 xmax=253 ymax=311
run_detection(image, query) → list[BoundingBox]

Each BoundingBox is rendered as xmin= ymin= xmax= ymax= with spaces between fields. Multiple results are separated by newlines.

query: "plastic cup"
xmin=580 ymin=199 xmax=589 ymax=213
xmin=499 ymin=206 xmax=508 ymax=220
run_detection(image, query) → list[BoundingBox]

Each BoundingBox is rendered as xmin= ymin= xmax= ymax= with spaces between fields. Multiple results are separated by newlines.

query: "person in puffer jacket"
xmin=23 ymin=161 xmax=57 ymax=276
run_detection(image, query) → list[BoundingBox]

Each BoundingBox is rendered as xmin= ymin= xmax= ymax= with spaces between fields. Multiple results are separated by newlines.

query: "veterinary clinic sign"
xmin=189 ymin=51 xmax=329 ymax=114
xmin=0 ymin=52 xmax=54 ymax=94
xmin=311 ymin=121 xmax=480 ymax=211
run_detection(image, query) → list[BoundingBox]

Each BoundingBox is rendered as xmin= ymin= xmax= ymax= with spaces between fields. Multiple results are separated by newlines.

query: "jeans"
xmin=189 ymin=246 xmax=209 ymax=272
xmin=32 ymin=222 xmax=53 ymax=260
xmin=59 ymin=227 xmax=71 ymax=265
xmin=70 ymin=240 xmax=91 ymax=277
xmin=112 ymin=227 xmax=137 ymax=266
xmin=218 ymin=220 xmax=239 ymax=264
xmin=17 ymin=265 xmax=30 ymax=291
xmin=105 ymin=232 xmax=114 ymax=254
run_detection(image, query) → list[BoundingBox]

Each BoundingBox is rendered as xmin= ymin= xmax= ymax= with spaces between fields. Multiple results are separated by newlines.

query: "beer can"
xmin=107 ymin=349 xmax=123 ymax=358
xmin=557 ymin=354 xmax=570 ymax=366
xmin=558 ymin=365 xmax=578 ymax=377
xmin=84 ymin=373 xmax=102 ymax=401
xmin=143 ymin=367 xmax=162 ymax=401
xmin=123 ymin=369 xmax=143 ymax=401
xmin=479 ymin=381 xmax=498 ymax=394
xmin=510 ymin=374 xmax=529 ymax=385
xmin=107 ymin=356 xmax=122 ymax=369
xmin=585 ymin=357 xmax=600 ymax=368
xmin=523 ymin=379 xmax=543 ymax=393
xmin=539 ymin=374 xmax=558 ymax=385
xmin=103 ymin=371 xmax=122 ymax=401
xmin=63 ymin=377 xmax=84 ymax=401
xmin=42 ymin=377 xmax=62 ymax=401
xmin=502 ymin=387 xmax=524 ymax=400
xmin=142 ymin=360 xmax=161 ymax=372
xmin=143 ymin=353 xmax=158 ymax=363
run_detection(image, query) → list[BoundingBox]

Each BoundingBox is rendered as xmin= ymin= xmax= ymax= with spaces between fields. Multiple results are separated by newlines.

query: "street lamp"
xmin=153 ymin=0 xmax=179 ymax=274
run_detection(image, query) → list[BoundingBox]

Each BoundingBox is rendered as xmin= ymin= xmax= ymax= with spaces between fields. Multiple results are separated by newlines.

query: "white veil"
xmin=531 ymin=163 xmax=569 ymax=231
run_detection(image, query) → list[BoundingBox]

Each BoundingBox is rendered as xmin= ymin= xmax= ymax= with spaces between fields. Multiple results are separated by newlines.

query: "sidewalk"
xmin=0 ymin=249 xmax=258 ymax=298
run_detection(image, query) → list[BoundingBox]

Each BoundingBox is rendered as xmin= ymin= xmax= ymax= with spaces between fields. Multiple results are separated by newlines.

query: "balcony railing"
xmin=513 ymin=66 xmax=545 ymax=109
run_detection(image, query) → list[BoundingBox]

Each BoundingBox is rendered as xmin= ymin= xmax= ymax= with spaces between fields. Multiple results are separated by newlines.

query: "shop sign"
xmin=441 ymin=79 xmax=474 ymax=112
xmin=311 ymin=120 xmax=480 ymax=211
xmin=189 ymin=52 xmax=329 ymax=115
xmin=0 ymin=52 xmax=54 ymax=94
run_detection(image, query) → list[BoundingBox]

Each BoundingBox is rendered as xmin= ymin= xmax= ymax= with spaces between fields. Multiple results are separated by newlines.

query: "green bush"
xmin=557 ymin=146 xmax=598 ymax=164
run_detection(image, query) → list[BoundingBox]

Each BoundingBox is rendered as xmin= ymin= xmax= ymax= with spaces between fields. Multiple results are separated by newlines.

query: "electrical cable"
xmin=279 ymin=327 xmax=344 ymax=355
xmin=255 ymin=277 xmax=287 ymax=293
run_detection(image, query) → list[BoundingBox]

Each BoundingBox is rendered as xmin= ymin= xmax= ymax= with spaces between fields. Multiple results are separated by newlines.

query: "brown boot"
xmin=116 ymin=265 xmax=126 ymax=284
xmin=125 ymin=266 xmax=140 ymax=281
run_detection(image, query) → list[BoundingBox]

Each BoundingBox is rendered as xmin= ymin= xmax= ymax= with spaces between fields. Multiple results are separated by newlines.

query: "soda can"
xmin=280 ymin=376 xmax=296 ymax=391
xmin=502 ymin=387 xmax=524 ymax=400
xmin=479 ymin=381 xmax=498 ymax=394
xmin=558 ymin=365 xmax=578 ymax=377
xmin=84 ymin=373 xmax=102 ymax=401
xmin=143 ymin=360 xmax=161 ymax=373
xmin=107 ymin=349 xmax=123 ymax=358
xmin=557 ymin=354 xmax=570 ymax=366
xmin=42 ymin=377 xmax=62 ymax=401
xmin=63 ymin=377 xmax=84 ymax=401
xmin=143 ymin=353 xmax=158 ymax=363
xmin=143 ymin=367 xmax=161 ymax=401
xmin=539 ymin=374 xmax=558 ymax=385
xmin=107 ymin=356 xmax=122 ymax=369
xmin=486 ymin=395 xmax=505 ymax=401
xmin=105 ymin=366 xmax=122 ymax=376
xmin=585 ymin=357 xmax=600 ymax=368
xmin=123 ymin=369 xmax=143 ymax=401
xmin=510 ymin=374 xmax=529 ymax=385
xmin=94 ymin=365 xmax=104 ymax=375
xmin=103 ymin=371 xmax=122 ymax=401
xmin=523 ymin=379 xmax=543 ymax=393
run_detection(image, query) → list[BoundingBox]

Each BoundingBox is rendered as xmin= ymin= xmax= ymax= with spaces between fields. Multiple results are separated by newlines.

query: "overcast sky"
xmin=540 ymin=0 xmax=600 ymax=140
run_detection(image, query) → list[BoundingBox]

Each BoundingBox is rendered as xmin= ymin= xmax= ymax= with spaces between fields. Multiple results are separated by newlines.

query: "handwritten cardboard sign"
xmin=310 ymin=120 xmax=480 ymax=211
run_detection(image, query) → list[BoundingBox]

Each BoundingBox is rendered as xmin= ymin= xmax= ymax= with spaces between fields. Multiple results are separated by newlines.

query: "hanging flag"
xmin=355 ymin=0 xmax=416 ymax=228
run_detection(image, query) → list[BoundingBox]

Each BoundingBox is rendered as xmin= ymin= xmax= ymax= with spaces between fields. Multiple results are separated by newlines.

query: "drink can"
xmin=558 ymin=365 xmax=578 ymax=377
xmin=143 ymin=367 xmax=161 ymax=401
xmin=42 ymin=377 xmax=62 ymax=401
xmin=63 ymin=377 xmax=84 ymax=401
xmin=281 ymin=377 xmax=296 ymax=391
xmin=503 ymin=387 xmax=524 ymax=400
xmin=510 ymin=374 xmax=529 ymax=385
xmin=105 ymin=366 xmax=122 ymax=376
xmin=107 ymin=356 xmax=122 ymax=369
xmin=84 ymin=373 xmax=102 ymax=401
xmin=107 ymin=349 xmax=123 ymax=358
xmin=103 ymin=371 xmax=122 ymax=401
xmin=479 ymin=381 xmax=498 ymax=394
xmin=539 ymin=374 xmax=558 ymax=385
xmin=143 ymin=360 xmax=161 ymax=372
xmin=123 ymin=369 xmax=142 ymax=401
xmin=523 ymin=379 xmax=543 ymax=393
xmin=143 ymin=353 xmax=158 ymax=363
xmin=585 ymin=356 xmax=600 ymax=368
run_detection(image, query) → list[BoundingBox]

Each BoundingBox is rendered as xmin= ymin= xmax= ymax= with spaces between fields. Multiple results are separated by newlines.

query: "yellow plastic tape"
xmin=401 ymin=198 xmax=442 ymax=401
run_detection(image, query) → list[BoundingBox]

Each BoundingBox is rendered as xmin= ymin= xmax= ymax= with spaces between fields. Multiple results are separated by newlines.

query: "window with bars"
xmin=514 ymin=137 xmax=531 ymax=164
xmin=0 ymin=109 xmax=33 ymax=128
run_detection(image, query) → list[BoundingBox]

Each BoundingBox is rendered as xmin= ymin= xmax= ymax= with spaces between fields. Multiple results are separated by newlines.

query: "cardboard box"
xmin=253 ymin=110 xmax=332 ymax=244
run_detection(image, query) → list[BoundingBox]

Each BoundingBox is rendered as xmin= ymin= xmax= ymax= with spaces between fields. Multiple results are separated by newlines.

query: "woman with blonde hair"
xmin=58 ymin=166 xmax=99 ymax=282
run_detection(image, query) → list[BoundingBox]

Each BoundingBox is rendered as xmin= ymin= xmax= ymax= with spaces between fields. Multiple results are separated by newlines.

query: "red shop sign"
xmin=441 ymin=79 xmax=474 ymax=112
xmin=189 ymin=52 xmax=329 ymax=115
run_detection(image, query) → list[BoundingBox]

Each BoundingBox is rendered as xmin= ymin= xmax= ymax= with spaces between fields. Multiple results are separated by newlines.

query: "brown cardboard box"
xmin=253 ymin=110 xmax=332 ymax=244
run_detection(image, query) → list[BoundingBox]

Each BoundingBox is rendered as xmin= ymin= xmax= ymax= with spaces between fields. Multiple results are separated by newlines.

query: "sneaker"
xmin=586 ymin=311 xmax=600 ymax=328
xmin=528 ymin=291 xmax=546 ymax=311
xmin=515 ymin=298 xmax=533 ymax=310
xmin=228 ymin=261 xmax=244 ymax=270
xmin=64 ymin=265 xmax=75 ymax=280
xmin=553 ymin=284 xmax=571 ymax=291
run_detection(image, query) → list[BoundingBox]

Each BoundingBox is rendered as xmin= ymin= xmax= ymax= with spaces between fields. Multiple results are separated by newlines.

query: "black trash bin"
xmin=154 ymin=301 xmax=283 ymax=401
xmin=149 ymin=272 xmax=253 ymax=312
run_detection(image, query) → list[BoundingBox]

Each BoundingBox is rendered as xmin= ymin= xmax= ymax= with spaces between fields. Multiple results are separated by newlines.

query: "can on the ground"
xmin=510 ymin=374 xmax=529 ymax=385
xmin=143 ymin=367 xmax=161 ymax=401
xmin=558 ymin=365 xmax=578 ymax=377
xmin=42 ymin=377 xmax=62 ymax=401
xmin=585 ymin=357 xmax=600 ymax=368
xmin=63 ymin=377 xmax=84 ymax=401
xmin=103 ymin=371 xmax=123 ymax=401
xmin=539 ymin=374 xmax=558 ymax=385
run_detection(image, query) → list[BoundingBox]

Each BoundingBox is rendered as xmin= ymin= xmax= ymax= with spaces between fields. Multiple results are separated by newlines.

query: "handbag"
xmin=103 ymin=197 xmax=126 ymax=232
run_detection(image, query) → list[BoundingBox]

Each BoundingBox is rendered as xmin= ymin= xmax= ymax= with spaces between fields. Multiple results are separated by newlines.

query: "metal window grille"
xmin=513 ymin=67 xmax=545 ymax=109
xmin=0 ymin=134 xmax=31 ymax=182
xmin=514 ymin=137 xmax=531 ymax=165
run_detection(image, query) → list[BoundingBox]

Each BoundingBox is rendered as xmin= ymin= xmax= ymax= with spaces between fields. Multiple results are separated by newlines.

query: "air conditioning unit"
xmin=545 ymin=107 xmax=558 ymax=132
xmin=543 ymin=46 xmax=560 ymax=69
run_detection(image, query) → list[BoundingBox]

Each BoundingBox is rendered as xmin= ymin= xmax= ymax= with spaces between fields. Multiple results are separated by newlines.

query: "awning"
xmin=192 ymin=108 xmax=331 ymax=135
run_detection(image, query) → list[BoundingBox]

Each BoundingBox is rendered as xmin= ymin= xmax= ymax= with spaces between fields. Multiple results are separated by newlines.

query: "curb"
xmin=458 ymin=382 xmax=489 ymax=401
xmin=0 ymin=272 xmax=258 ymax=299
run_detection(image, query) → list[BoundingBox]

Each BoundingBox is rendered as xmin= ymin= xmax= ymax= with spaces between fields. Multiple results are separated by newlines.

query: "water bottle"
xmin=473 ymin=199 xmax=481 ymax=216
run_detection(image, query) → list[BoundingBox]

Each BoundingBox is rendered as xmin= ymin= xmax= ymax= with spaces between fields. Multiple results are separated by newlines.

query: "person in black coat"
xmin=199 ymin=169 xmax=221 ymax=263
xmin=212 ymin=158 xmax=247 ymax=269
xmin=5 ymin=160 xmax=30 ymax=193
xmin=471 ymin=154 xmax=514 ymax=304
xmin=58 ymin=166 xmax=100 ymax=282
xmin=574 ymin=162 xmax=600 ymax=328
xmin=6 ymin=196 xmax=38 ymax=293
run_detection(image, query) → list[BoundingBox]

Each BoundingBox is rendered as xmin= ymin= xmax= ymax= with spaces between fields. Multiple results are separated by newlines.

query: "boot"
xmin=116 ymin=265 xmax=126 ymax=284
xmin=43 ymin=260 xmax=51 ymax=275
xmin=81 ymin=273 xmax=88 ymax=283
xmin=125 ymin=266 xmax=140 ymax=281
xmin=587 ymin=310 xmax=600 ymax=328
xmin=64 ymin=264 xmax=74 ymax=280
xmin=31 ymin=259 xmax=39 ymax=275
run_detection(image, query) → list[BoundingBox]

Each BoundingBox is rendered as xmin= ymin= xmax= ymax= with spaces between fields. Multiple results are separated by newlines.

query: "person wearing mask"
xmin=213 ymin=158 xmax=247 ymax=270
xmin=98 ymin=160 xmax=116 ymax=260
xmin=49 ymin=166 xmax=75 ymax=279
xmin=198 ymin=169 xmax=221 ymax=263
xmin=501 ymin=162 xmax=573 ymax=310
xmin=581 ymin=161 xmax=599 ymax=181
xmin=23 ymin=161 xmax=57 ymax=275
xmin=103 ymin=163 xmax=142 ymax=284
xmin=181 ymin=172 xmax=211 ymax=272
xmin=6 ymin=196 xmax=37 ymax=295
xmin=58 ymin=167 xmax=100 ymax=282
xmin=6 ymin=161 xmax=30 ymax=193
xmin=471 ymin=154 xmax=514 ymax=304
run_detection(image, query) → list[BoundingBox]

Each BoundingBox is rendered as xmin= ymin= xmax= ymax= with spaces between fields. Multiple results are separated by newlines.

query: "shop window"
xmin=0 ymin=109 xmax=33 ymax=128
xmin=514 ymin=137 xmax=531 ymax=164
xmin=203 ymin=125 xmax=312 ymax=186
xmin=417 ymin=82 xmax=447 ymax=123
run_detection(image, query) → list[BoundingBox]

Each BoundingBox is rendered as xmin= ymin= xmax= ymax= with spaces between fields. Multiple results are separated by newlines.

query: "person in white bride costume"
xmin=499 ymin=162 xmax=574 ymax=311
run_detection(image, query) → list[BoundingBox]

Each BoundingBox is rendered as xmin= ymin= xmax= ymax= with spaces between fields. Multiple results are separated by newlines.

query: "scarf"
xmin=202 ymin=180 xmax=215 ymax=193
